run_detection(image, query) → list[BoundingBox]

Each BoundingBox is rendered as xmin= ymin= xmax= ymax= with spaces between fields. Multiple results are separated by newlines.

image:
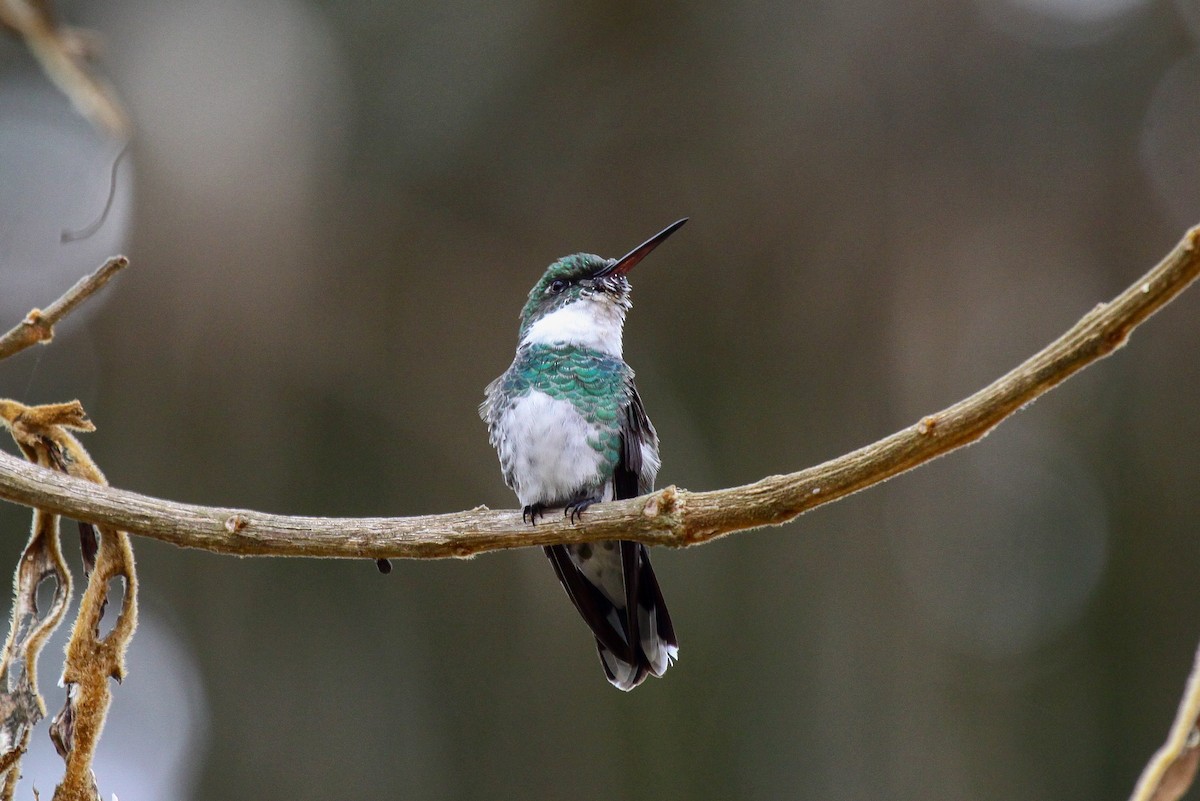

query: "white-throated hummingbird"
xmin=480 ymin=219 xmax=686 ymax=690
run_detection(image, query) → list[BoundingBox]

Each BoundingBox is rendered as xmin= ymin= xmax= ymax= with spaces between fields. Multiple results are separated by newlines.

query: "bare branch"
xmin=0 ymin=228 xmax=1196 ymax=561
xmin=0 ymin=256 xmax=127 ymax=362
xmin=1129 ymin=640 xmax=1200 ymax=801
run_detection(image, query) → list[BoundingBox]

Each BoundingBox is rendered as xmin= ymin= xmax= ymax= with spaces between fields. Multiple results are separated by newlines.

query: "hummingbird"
xmin=480 ymin=219 xmax=686 ymax=690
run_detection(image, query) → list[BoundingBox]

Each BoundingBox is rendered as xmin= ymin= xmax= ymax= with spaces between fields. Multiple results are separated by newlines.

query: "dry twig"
xmin=0 ymin=256 xmax=127 ymax=362
xmin=1129 ymin=641 xmax=1200 ymax=801
xmin=0 ymin=0 xmax=129 ymax=138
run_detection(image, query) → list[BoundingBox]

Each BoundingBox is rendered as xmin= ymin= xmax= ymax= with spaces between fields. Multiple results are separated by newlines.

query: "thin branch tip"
xmin=0 ymin=256 xmax=129 ymax=362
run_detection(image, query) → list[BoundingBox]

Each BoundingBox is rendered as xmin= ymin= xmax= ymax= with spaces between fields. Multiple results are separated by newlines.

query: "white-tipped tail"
xmin=545 ymin=541 xmax=677 ymax=691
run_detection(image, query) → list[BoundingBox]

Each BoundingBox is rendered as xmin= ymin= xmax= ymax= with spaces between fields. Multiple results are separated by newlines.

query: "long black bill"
xmin=599 ymin=218 xmax=688 ymax=278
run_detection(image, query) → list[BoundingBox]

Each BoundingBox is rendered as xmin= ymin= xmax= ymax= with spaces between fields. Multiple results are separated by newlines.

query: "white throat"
xmin=520 ymin=300 xmax=625 ymax=357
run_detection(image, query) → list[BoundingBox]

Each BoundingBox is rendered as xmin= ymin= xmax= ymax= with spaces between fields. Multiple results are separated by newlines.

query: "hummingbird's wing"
xmin=613 ymin=382 xmax=659 ymax=499
xmin=614 ymin=381 xmax=677 ymax=681
xmin=480 ymin=367 xmax=525 ymax=492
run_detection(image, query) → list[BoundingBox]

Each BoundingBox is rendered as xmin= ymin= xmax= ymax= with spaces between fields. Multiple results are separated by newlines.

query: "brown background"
xmin=2 ymin=1 xmax=1200 ymax=799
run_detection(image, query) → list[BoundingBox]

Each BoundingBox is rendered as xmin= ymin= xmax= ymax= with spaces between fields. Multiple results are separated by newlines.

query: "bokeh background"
xmin=3 ymin=0 xmax=1200 ymax=798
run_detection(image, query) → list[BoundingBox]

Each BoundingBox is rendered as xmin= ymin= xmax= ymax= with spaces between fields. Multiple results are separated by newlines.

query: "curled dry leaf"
xmin=0 ymin=504 xmax=72 ymax=800
xmin=0 ymin=400 xmax=137 ymax=801
xmin=0 ymin=401 xmax=77 ymax=800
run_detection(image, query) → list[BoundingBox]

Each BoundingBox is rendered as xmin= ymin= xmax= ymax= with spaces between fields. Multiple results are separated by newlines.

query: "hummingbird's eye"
xmin=547 ymin=279 xmax=568 ymax=294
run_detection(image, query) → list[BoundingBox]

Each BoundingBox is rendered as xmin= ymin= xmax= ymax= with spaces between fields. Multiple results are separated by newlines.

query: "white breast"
xmin=496 ymin=390 xmax=608 ymax=507
xmin=520 ymin=301 xmax=624 ymax=357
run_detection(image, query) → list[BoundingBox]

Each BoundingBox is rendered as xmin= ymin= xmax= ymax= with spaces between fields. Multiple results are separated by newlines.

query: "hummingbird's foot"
xmin=523 ymin=503 xmax=547 ymax=525
xmin=565 ymin=496 xmax=601 ymax=524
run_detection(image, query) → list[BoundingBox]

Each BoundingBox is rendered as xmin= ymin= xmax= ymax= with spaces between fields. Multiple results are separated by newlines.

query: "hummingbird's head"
xmin=517 ymin=219 xmax=687 ymax=355
xmin=518 ymin=253 xmax=627 ymax=336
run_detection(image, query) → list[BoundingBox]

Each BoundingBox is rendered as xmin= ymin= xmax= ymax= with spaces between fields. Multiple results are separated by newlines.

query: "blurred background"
xmin=2 ymin=0 xmax=1200 ymax=798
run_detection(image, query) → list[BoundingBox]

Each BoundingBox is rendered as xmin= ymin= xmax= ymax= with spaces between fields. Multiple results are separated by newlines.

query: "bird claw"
xmin=564 ymin=498 xmax=597 ymax=524
xmin=523 ymin=504 xmax=546 ymax=525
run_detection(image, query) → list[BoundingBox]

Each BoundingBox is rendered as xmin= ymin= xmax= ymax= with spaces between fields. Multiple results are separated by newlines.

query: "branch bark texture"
xmin=0 ymin=228 xmax=1197 ymax=561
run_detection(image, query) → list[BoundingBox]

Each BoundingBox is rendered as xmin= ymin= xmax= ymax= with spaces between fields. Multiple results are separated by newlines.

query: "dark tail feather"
xmin=544 ymin=542 xmax=678 ymax=691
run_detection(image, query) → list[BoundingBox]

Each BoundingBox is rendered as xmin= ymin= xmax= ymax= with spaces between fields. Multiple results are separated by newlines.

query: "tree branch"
xmin=0 ymin=0 xmax=130 ymax=138
xmin=0 ymin=256 xmax=127 ymax=362
xmin=1129 ymin=638 xmax=1200 ymax=801
xmin=0 ymin=228 xmax=1196 ymax=560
